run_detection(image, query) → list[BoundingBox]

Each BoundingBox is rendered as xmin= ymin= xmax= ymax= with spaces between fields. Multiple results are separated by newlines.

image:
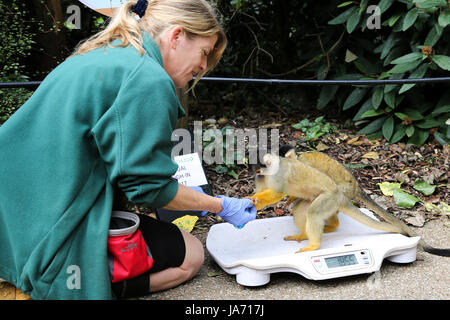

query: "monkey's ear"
xmin=285 ymin=149 xmax=297 ymax=160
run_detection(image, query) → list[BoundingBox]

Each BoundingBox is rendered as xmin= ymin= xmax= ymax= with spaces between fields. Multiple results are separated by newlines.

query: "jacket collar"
xmin=142 ymin=31 xmax=163 ymax=67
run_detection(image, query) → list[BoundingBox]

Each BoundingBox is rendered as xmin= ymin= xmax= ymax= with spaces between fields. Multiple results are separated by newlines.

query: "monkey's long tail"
xmin=357 ymin=192 xmax=450 ymax=257
xmin=339 ymin=200 xmax=406 ymax=235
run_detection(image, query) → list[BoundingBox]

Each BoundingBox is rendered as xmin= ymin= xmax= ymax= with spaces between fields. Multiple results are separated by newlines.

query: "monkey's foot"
xmin=296 ymin=244 xmax=320 ymax=253
xmin=283 ymin=234 xmax=307 ymax=242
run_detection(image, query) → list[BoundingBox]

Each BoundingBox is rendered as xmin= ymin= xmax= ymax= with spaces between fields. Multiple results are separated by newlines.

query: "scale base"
xmin=206 ymin=210 xmax=420 ymax=286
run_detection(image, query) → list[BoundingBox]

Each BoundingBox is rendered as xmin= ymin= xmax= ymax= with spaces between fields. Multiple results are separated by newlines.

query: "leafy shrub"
xmin=320 ymin=0 xmax=450 ymax=146
xmin=0 ymin=0 xmax=35 ymax=124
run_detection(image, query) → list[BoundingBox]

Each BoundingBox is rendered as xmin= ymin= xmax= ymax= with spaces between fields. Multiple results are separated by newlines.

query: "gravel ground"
xmin=143 ymin=218 xmax=449 ymax=300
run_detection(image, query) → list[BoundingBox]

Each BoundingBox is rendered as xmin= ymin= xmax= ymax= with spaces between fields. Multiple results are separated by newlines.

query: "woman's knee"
xmin=179 ymin=230 xmax=204 ymax=279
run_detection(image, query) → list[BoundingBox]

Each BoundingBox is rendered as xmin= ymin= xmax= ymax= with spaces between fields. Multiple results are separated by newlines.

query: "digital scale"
xmin=206 ymin=209 xmax=420 ymax=286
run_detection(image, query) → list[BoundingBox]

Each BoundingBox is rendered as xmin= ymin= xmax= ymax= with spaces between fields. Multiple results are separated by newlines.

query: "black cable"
xmin=1 ymin=77 xmax=450 ymax=89
xmin=198 ymin=76 xmax=450 ymax=85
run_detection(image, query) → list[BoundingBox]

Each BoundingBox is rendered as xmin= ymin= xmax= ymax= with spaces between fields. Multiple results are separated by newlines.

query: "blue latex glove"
xmin=216 ymin=195 xmax=257 ymax=228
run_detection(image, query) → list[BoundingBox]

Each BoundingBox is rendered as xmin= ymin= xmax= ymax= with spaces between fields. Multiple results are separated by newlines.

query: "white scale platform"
xmin=206 ymin=209 xmax=420 ymax=286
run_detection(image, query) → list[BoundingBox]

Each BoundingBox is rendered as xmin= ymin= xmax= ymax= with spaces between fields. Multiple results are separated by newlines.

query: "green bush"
xmin=0 ymin=0 xmax=35 ymax=124
xmin=208 ymin=0 xmax=449 ymax=146
xmin=320 ymin=0 xmax=450 ymax=146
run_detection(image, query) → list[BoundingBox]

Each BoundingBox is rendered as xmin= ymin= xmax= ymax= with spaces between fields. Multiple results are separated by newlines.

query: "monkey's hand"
xmin=247 ymin=189 xmax=285 ymax=210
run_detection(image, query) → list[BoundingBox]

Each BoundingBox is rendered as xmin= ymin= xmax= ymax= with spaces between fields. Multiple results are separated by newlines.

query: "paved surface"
xmin=144 ymin=218 xmax=450 ymax=300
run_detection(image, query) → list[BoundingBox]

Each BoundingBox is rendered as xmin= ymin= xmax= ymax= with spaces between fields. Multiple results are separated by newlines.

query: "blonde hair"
xmin=72 ymin=0 xmax=227 ymax=86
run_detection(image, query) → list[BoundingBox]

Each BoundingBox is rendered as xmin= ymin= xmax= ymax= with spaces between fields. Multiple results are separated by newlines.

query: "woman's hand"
xmin=216 ymin=196 xmax=257 ymax=228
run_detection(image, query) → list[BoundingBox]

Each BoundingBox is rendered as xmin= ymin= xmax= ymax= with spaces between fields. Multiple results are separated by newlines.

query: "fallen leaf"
xmin=406 ymin=213 xmax=425 ymax=227
xmin=440 ymin=202 xmax=450 ymax=216
xmin=395 ymin=171 xmax=410 ymax=184
xmin=377 ymin=182 xmax=402 ymax=196
xmin=347 ymin=136 xmax=361 ymax=145
xmin=172 ymin=215 xmax=199 ymax=233
xmin=316 ymin=142 xmax=329 ymax=151
xmin=362 ymin=151 xmax=379 ymax=160
xmin=393 ymin=189 xmax=420 ymax=208
xmin=259 ymin=123 xmax=283 ymax=129
xmin=293 ymin=131 xmax=303 ymax=139
xmin=207 ymin=272 xmax=221 ymax=277
xmin=413 ymin=179 xmax=436 ymax=196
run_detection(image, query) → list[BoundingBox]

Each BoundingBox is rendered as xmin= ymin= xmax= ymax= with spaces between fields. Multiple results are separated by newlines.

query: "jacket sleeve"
xmin=91 ymin=61 xmax=183 ymax=208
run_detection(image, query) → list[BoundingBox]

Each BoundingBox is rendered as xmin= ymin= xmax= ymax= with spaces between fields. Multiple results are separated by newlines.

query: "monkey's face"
xmin=257 ymin=153 xmax=281 ymax=176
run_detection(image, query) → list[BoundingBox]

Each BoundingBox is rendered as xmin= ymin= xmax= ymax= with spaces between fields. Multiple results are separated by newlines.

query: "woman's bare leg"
xmin=149 ymin=229 xmax=204 ymax=292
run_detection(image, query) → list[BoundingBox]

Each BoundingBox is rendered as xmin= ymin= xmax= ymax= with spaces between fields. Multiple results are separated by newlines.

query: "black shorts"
xmin=111 ymin=214 xmax=186 ymax=299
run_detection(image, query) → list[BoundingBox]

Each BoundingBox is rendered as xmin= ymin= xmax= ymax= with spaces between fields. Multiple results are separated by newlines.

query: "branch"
xmin=257 ymin=30 xmax=345 ymax=78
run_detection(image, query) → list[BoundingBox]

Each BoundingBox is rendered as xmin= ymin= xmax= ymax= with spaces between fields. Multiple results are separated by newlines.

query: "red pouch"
xmin=107 ymin=211 xmax=154 ymax=283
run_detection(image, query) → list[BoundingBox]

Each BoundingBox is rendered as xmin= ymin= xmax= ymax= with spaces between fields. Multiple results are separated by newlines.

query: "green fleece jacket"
xmin=0 ymin=32 xmax=185 ymax=299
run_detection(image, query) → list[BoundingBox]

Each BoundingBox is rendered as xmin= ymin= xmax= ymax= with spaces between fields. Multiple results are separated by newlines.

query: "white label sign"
xmin=172 ymin=153 xmax=208 ymax=187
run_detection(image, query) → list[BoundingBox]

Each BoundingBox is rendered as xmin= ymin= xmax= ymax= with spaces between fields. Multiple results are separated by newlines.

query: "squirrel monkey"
xmin=250 ymin=147 xmax=450 ymax=257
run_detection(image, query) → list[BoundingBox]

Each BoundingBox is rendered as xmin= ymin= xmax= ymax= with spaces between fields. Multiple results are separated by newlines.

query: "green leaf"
xmin=353 ymin=99 xmax=373 ymax=121
xmin=433 ymin=55 xmax=450 ymax=71
xmin=416 ymin=117 xmax=441 ymax=129
xmin=358 ymin=117 xmax=386 ymax=135
xmin=329 ymin=6 xmax=357 ymax=25
xmin=388 ymin=59 xmax=422 ymax=73
xmin=407 ymin=128 xmax=429 ymax=146
xmin=347 ymin=9 xmax=361 ymax=33
xmin=379 ymin=0 xmax=395 ymax=14
xmin=413 ymin=179 xmax=436 ymax=196
xmin=403 ymin=8 xmax=419 ymax=31
xmin=413 ymin=0 xmax=447 ymax=9
xmin=343 ymin=88 xmax=366 ymax=110
xmin=388 ymin=13 xmax=402 ymax=27
xmin=431 ymin=104 xmax=450 ymax=116
xmin=403 ymin=108 xmax=425 ymax=120
xmin=393 ymin=189 xmax=420 ymax=208
xmin=434 ymin=132 xmax=450 ymax=145
xmin=384 ymin=90 xmax=396 ymax=108
xmin=361 ymin=109 xmax=385 ymax=118
xmin=390 ymin=52 xmax=423 ymax=65
xmin=338 ymin=1 xmax=355 ymax=8
xmin=317 ymin=86 xmax=338 ymax=109
xmin=438 ymin=9 xmax=450 ymax=28
xmin=372 ymin=87 xmax=384 ymax=109
xmin=381 ymin=33 xmax=401 ymax=60
xmin=214 ymin=165 xmax=228 ymax=174
xmin=406 ymin=125 xmax=415 ymax=137
xmin=391 ymin=125 xmax=407 ymax=143
xmin=399 ymin=63 xmax=428 ymax=94
xmin=382 ymin=117 xmax=394 ymax=140
xmin=227 ymin=169 xmax=239 ymax=179
xmin=424 ymin=23 xmax=443 ymax=47
xmin=292 ymin=119 xmax=312 ymax=129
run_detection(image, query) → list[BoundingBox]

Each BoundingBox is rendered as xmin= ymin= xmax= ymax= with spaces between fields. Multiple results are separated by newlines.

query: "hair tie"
xmin=132 ymin=0 xmax=149 ymax=18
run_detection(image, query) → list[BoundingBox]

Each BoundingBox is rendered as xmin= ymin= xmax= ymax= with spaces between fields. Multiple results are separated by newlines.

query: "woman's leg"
xmin=149 ymin=229 xmax=204 ymax=292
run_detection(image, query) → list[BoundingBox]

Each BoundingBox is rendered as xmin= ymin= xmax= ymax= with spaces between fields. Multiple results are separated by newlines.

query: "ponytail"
xmin=71 ymin=1 xmax=145 ymax=56
xmin=70 ymin=0 xmax=227 ymax=86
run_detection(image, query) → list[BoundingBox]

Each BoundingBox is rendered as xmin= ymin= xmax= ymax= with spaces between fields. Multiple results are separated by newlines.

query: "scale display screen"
xmin=325 ymin=254 xmax=358 ymax=268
